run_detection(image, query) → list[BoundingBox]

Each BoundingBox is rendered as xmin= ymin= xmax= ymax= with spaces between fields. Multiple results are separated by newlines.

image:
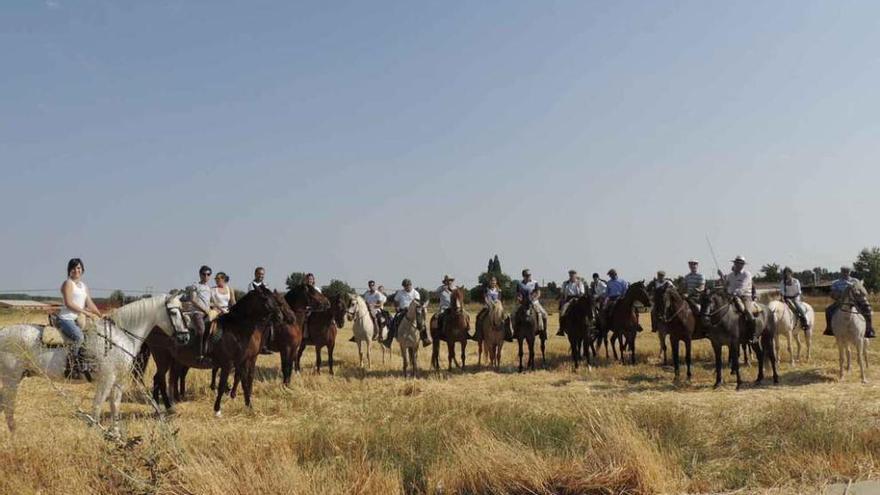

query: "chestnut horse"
xmin=431 ymin=288 xmax=470 ymax=371
xmin=602 ymin=281 xmax=651 ymax=365
xmin=289 ymin=288 xmax=346 ymax=375
xmin=147 ymin=286 xmax=284 ymax=416
xmin=559 ymin=295 xmax=596 ymax=370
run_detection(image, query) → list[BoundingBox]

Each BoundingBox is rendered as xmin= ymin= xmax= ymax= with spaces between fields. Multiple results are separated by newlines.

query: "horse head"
xmin=345 ymin=294 xmax=360 ymax=321
xmin=843 ymin=281 xmax=868 ymax=306
xmin=451 ymin=288 xmax=466 ymax=314
xmin=629 ymin=280 xmax=651 ymax=307
xmin=272 ymin=290 xmax=297 ymax=325
xmin=161 ymin=294 xmax=190 ymax=344
xmin=330 ymin=294 xmax=347 ymax=328
xmin=409 ymin=300 xmax=427 ymax=332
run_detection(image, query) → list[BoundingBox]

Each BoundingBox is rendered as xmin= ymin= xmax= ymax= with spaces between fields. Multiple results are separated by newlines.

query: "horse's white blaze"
xmin=768 ymin=300 xmax=814 ymax=366
xmin=0 ymin=295 xmax=185 ymax=432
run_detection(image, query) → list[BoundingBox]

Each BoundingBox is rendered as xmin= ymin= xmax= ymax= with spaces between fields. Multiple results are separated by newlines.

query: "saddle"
xmin=43 ymin=313 xmax=96 ymax=347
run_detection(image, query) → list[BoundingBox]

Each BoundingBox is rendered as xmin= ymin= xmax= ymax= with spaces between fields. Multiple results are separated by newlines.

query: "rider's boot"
xmin=504 ymin=318 xmax=514 ymax=342
xmin=864 ymin=310 xmax=876 ymax=338
xmin=824 ymin=306 xmax=835 ymax=336
xmin=420 ymin=327 xmax=432 ymax=348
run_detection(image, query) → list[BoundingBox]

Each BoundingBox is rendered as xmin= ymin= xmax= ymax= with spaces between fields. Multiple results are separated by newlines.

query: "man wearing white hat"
xmin=432 ymin=275 xmax=458 ymax=339
xmin=716 ymin=255 xmax=759 ymax=342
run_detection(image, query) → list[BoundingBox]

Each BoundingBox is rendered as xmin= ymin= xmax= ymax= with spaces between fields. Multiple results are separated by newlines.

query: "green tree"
xmin=321 ymin=279 xmax=355 ymax=300
xmin=285 ymin=272 xmax=306 ymax=291
xmin=854 ymin=247 xmax=880 ymax=292
xmin=109 ymin=290 xmax=125 ymax=308
xmin=759 ymin=263 xmax=781 ymax=283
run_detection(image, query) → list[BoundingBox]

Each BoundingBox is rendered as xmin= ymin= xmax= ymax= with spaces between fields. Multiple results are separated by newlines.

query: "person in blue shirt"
xmin=824 ymin=267 xmax=875 ymax=338
xmin=603 ymin=269 xmax=630 ymax=304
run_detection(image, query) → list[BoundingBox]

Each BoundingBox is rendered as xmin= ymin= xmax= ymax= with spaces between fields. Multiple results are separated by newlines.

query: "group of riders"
xmin=54 ymin=255 xmax=875 ymax=376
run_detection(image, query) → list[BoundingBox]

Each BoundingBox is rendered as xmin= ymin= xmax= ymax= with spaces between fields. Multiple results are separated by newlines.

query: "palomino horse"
xmin=0 ymin=295 xmax=188 ymax=433
xmin=346 ymin=294 xmax=376 ymax=369
xmin=148 ymin=286 xmax=284 ymax=417
xmin=477 ymin=300 xmax=508 ymax=370
xmin=831 ymin=283 xmax=870 ymax=383
xmin=768 ymin=299 xmax=815 ymax=366
xmin=559 ymin=295 xmax=596 ymax=370
xmin=701 ymin=289 xmax=778 ymax=389
xmin=602 ymin=281 xmax=650 ymax=365
xmin=431 ymin=288 xmax=470 ymax=371
xmin=513 ymin=299 xmax=544 ymax=372
xmin=296 ymin=293 xmax=346 ymax=375
xmin=652 ymin=285 xmax=698 ymax=381
xmin=396 ymin=301 xmax=428 ymax=378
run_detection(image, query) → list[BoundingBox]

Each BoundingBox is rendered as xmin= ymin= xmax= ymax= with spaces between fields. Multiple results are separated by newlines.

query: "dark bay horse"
xmin=559 ymin=295 xmax=596 ymax=370
xmin=602 ymin=281 xmax=651 ymax=365
xmin=431 ymin=288 xmax=470 ymax=371
xmin=286 ymin=286 xmax=345 ymax=375
xmin=701 ymin=289 xmax=778 ymax=389
xmin=652 ymin=285 xmax=697 ymax=381
xmin=147 ymin=286 xmax=284 ymax=416
xmin=513 ymin=299 xmax=544 ymax=372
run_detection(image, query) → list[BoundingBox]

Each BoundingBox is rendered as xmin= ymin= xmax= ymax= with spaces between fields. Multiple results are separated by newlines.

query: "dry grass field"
xmin=0 ymin=300 xmax=878 ymax=495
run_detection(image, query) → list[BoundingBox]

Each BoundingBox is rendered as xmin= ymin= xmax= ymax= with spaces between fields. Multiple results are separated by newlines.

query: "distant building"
xmin=0 ymin=300 xmax=54 ymax=310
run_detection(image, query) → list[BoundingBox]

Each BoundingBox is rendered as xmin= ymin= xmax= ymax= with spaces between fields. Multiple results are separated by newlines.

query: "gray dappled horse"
xmin=701 ymin=289 xmax=778 ymax=389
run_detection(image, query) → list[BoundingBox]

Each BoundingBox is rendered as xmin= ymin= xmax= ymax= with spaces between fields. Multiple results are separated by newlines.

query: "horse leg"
xmin=732 ymin=343 xmax=743 ymax=390
xmin=152 ymin=364 xmax=172 ymax=411
xmin=242 ymin=362 xmax=256 ymax=408
xmin=213 ymin=366 xmax=230 ymax=417
xmin=685 ymin=337 xmax=693 ymax=382
xmin=805 ymin=330 xmax=813 ymax=362
xmin=0 ymin=369 xmax=22 ymax=432
xmin=357 ymin=340 xmax=364 ymax=369
xmin=280 ymin=345 xmax=292 ymax=386
xmin=328 ymin=343 xmax=335 ymax=376
xmin=539 ymin=334 xmax=546 ymax=368
xmin=528 ymin=336 xmax=536 ymax=372
xmin=767 ymin=334 xmax=779 ymax=384
xmin=410 ymin=348 xmax=418 ymax=378
xmin=366 ymin=340 xmax=372 ymax=370
xmin=847 ymin=346 xmax=852 ymax=372
xmin=571 ymin=337 xmax=579 ymax=371
xmin=92 ymin=373 xmax=115 ymax=427
xmin=447 ymin=340 xmax=455 ymax=371
xmin=659 ymin=330 xmax=667 ymax=366
xmin=713 ymin=341 xmax=723 ymax=389
xmin=178 ymin=366 xmax=189 ymax=401
xmin=400 ymin=344 xmax=408 ymax=377
xmin=794 ymin=332 xmax=802 ymax=364
xmin=858 ymin=339 xmax=867 ymax=384
xmin=109 ymin=381 xmax=124 ymax=435
xmin=517 ymin=339 xmax=524 ymax=373
xmin=786 ymin=330 xmax=794 ymax=367
xmin=211 ymin=367 xmax=218 ymax=391
xmin=629 ymin=331 xmax=636 ymax=365
xmin=838 ymin=340 xmax=846 ymax=380
xmin=671 ymin=336 xmax=680 ymax=381
xmin=431 ymin=339 xmax=440 ymax=371
xmin=315 ymin=346 xmax=322 ymax=375
xmin=754 ymin=342 xmax=765 ymax=385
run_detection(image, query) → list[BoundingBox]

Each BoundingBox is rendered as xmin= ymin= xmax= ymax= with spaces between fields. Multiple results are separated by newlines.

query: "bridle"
xmin=94 ymin=297 xmax=188 ymax=359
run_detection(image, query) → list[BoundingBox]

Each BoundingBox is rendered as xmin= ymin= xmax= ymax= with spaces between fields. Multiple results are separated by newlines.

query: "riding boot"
xmin=504 ymin=319 xmax=514 ymax=342
xmin=420 ymin=327 xmax=432 ymax=347
xmin=65 ymin=349 xmax=80 ymax=380
xmin=824 ymin=307 xmax=834 ymax=336
xmin=542 ymin=315 xmax=548 ymax=339
xmin=865 ymin=312 xmax=876 ymax=338
xmin=383 ymin=319 xmax=398 ymax=348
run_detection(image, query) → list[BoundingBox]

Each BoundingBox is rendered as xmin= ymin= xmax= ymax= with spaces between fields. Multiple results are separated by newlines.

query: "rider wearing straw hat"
xmin=716 ymin=255 xmax=758 ymax=343
xmin=557 ymin=269 xmax=585 ymax=336
xmin=433 ymin=275 xmax=457 ymax=339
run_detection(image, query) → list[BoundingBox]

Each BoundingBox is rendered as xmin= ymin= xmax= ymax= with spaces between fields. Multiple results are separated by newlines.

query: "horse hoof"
xmin=713 ymin=382 xmax=721 ymax=390
xmin=214 ymin=410 xmax=222 ymax=418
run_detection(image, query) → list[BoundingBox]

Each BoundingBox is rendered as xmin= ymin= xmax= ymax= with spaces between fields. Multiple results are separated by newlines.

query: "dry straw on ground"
xmin=0 ymin=302 xmax=877 ymax=494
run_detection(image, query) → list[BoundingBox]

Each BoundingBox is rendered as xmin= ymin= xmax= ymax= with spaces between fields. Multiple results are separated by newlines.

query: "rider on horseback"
xmin=781 ymin=267 xmax=809 ymax=330
xmin=716 ymin=256 xmax=758 ymax=343
xmin=516 ymin=269 xmax=548 ymax=337
xmin=433 ymin=275 xmax=456 ymax=339
xmin=58 ymin=258 xmax=102 ymax=378
xmin=824 ymin=267 xmax=875 ymax=338
xmin=183 ymin=265 xmax=220 ymax=365
xmin=472 ymin=276 xmax=512 ymax=342
xmin=647 ymin=270 xmax=674 ymax=333
xmin=387 ymin=279 xmax=431 ymax=347
xmin=682 ymin=259 xmax=706 ymax=337
xmin=360 ymin=280 xmax=388 ymax=342
xmin=557 ymin=270 xmax=585 ymax=336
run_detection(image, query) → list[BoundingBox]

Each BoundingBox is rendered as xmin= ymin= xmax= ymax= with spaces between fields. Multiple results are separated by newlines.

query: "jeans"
xmin=57 ymin=318 xmax=84 ymax=353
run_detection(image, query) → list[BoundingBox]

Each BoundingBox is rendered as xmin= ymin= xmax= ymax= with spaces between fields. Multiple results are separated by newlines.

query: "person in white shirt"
xmin=558 ymin=270 xmax=585 ymax=336
xmin=716 ymin=255 xmax=758 ymax=342
xmin=781 ymin=267 xmax=809 ymax=329
xmin=247 ymin=266 xmax=269 ymax=292
xmin=358 ymin=280 xmax=388 ymax=342
xmin=647 ymin=271 xmax=674 ymax=334
xmin=58 ymin=258 xmax=102 ymax=378
xmin=305 ymin=273 xmax=322 ymax=293
xmin=212 ymin=272 xmax=236 ymax=314
xmin=590 ymin=273 xmax=607 ymax=300
xmin=384 ymin=279 xmax=431 ymax=347
xmin=433 ymin=275 xmax=457 ymax=338
xmin=184 ymin=265 xmax=218 ymax=363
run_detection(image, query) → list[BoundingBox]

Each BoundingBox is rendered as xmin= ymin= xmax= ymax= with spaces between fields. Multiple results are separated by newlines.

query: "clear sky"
xmin=2 ymin=1 xmax=880 ymax=295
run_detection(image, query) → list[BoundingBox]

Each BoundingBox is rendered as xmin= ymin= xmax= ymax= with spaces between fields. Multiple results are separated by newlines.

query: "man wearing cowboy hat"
xmin=516 ymin=269 xmax=548 ymax=336
xmin=717 ymin=255 xmax=759 ymax=342
xmin=432 ymin=275 xmax=458 ymax=339
xmin=825 ymin=266 xmax=875 ymax=338
xmin=647 ymin=270 xmax=674 ymax=333
xmin=557 ymin=269 xmax=585 ymax=336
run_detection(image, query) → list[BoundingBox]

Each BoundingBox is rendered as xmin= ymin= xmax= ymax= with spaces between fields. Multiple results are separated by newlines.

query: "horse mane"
xmin=108 ymin=295 xmax=165 ymax=330
xmin=489 ymin=300 xmax=504 ymax=327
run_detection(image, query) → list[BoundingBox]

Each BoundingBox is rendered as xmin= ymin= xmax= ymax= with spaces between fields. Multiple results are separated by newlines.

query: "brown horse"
xmin=431 ymin=288 xmax=470 ymax=371
xmin=147 ymin=285 xmax=284 ymax=416
xmin=559 ymin=295 xmax=596 ymax=370
xmin=289 ymin=288 xmax=345 ymax=375
xmin=477 ymin=300 xmax=508 ymax=370
xmin=602 ymin=281 xmax=651 ymax=365
xmin=652 ymin=285 xmax=696 ymax=381
xmin=513 ymin=299 xmax=544 ymax=372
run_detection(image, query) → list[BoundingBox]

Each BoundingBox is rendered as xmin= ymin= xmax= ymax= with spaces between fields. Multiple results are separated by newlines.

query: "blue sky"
xmin=2 ymin=1 xmax=879 ymax=295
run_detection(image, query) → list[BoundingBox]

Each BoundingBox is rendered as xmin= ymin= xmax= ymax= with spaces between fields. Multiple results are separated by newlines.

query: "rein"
xmin=93 ymin=302 xmax=184 ymax=359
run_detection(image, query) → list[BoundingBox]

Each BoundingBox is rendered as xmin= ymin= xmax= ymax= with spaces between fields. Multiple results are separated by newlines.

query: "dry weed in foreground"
xmin=0 ymin=308 xmax=877 ymax=494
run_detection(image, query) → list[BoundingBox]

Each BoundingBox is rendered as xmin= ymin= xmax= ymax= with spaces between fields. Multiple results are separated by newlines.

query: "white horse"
xmin=346 ymin=294 xmax=375 ymax=369
xmin=831 ymin=283 xmax=870 ymax=383
xmin=396 ymin=301 xmax=427 ymax=379
xmin=0 ymin=295 xmax=188 ymax=434
xmin=768 ymin=299 xmax=814 ymax=366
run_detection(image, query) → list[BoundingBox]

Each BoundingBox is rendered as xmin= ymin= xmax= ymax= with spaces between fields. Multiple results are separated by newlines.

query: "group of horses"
xmin=0 ymin=280 xmax=871 ymax=433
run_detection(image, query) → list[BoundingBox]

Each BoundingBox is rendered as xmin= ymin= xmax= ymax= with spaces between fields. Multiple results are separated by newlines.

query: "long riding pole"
xmin=705 ymin=234 xmax=722 ymax=275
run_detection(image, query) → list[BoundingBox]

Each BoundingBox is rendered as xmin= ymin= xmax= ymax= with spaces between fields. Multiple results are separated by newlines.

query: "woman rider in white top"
xmin=212 ymin=272 xmax=236 ymax=313
xmin=59 ymin=258 xmax=102 ymax=376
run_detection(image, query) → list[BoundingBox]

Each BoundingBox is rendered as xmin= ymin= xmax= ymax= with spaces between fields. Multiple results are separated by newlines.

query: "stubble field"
xmin=0 ymin=300 xmax=877 ymax=495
